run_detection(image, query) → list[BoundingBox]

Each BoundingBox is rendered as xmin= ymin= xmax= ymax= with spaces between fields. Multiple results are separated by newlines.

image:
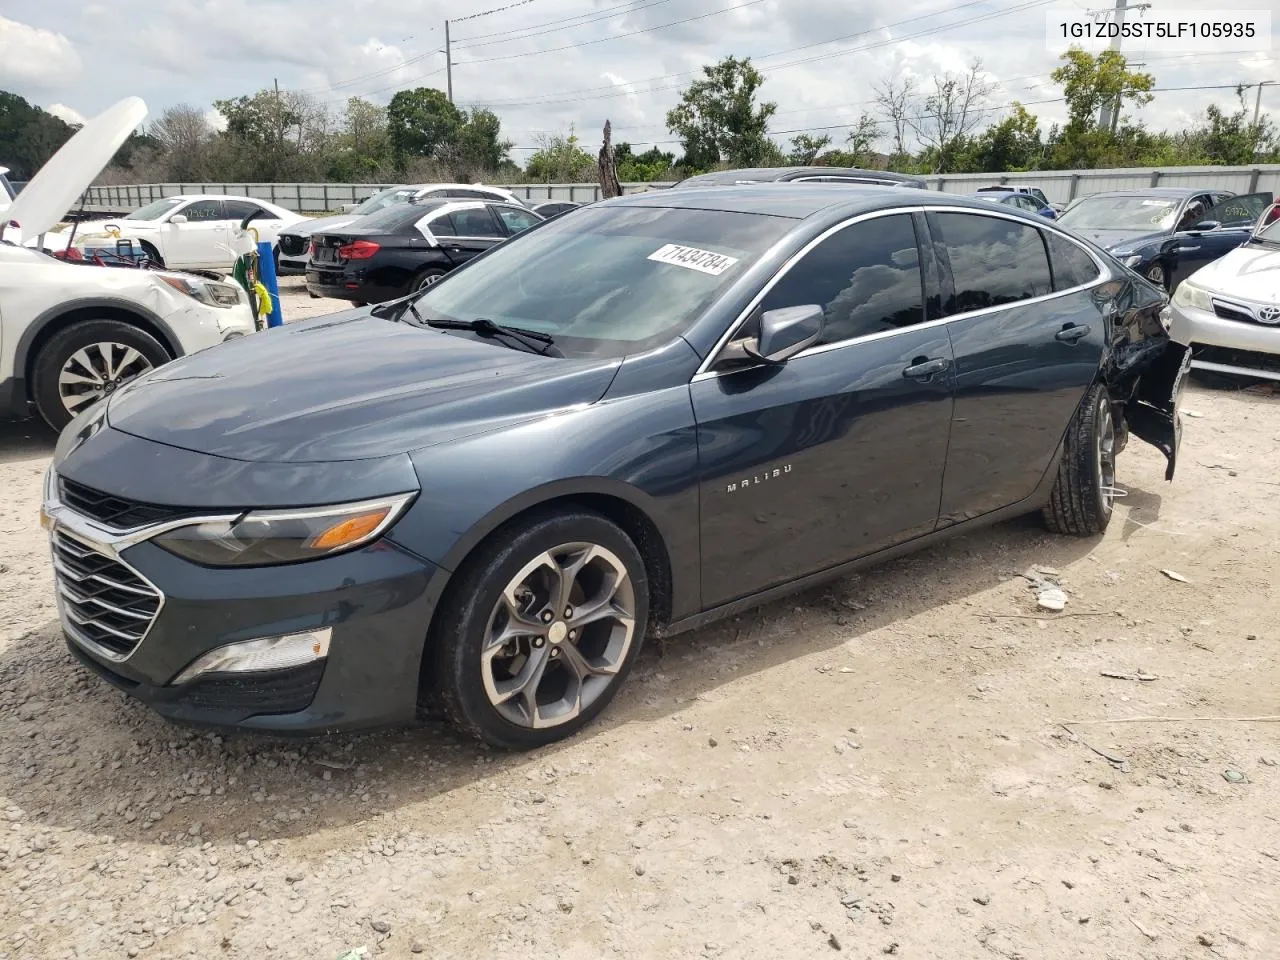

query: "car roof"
xmin=408 ymin=183 xmax=514 ymax=192
xmin=607 ymin=183 xmax=1042 ymax=221
xmin=1080 ymin=188 xmax=1212 ymax=200
xmin=678 ymin=166 xmax=924 ymax=186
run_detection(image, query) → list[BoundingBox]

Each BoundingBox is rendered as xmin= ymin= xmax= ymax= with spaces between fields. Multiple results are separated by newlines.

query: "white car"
xmin=41 ymin=194 xmax=305 ymax=272
xmin=1 ymin=98 xmax=256 ymax=430
xmin=0 ymin=165 xmax=15 ymax=216
xmin=277 ymin=182 xmax=528 ymax=274
xmin=1165 ymin=201 xmax=1280 ymax=386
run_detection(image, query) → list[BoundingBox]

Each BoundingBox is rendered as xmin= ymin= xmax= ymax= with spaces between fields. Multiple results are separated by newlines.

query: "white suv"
xmin=1 ymin=98 xmax=256 ymax=430
xmin=277 ymin=183 xmax=528 ymax=274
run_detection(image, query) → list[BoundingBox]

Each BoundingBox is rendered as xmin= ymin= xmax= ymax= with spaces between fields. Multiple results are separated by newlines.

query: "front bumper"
xmin=1164 ymin=301 xmax=1280 ymax=381
xmin=43 ymin=487 xmax=443 ymax=735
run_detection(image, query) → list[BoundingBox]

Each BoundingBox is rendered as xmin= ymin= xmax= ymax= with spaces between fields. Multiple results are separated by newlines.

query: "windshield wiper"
xmin=425 ymin=316 xmax=560 ymax=357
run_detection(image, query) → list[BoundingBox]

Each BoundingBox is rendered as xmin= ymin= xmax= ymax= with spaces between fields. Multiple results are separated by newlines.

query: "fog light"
xmin=171 ymin=628 xmax=332 ymax=685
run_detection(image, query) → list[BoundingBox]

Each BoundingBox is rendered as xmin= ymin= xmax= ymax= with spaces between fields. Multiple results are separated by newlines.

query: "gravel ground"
xmin=2 ymin=291 xmax=1279 ymax=959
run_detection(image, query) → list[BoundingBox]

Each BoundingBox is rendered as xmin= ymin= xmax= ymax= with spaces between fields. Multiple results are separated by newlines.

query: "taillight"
xmin=338 ymin=240 xmax=380 ymax=260
xmin=308 ymin=240 xmax=318 ymax=258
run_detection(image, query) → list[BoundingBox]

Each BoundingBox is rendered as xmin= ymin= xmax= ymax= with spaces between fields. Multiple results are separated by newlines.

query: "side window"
xmin=422 ymin=213 xmax=456 ymax=237
xmin=178 ymin=200 xmax=223 ymax=222
xmin=448 ymin=188 xmax=486 ymax=199
xmin=1044 ymin=231 xmax=1101 ymax=291
xmin=1204 ymin=192 xmax=1273 ymax=226
xmin=1177 ymin=195 xmax=1211 ymax=231
xmin=222 ymin=200 xmax=263 ymax=221
xmin=932 ymin=212 xmax=1052 ymax=314
xmin=493 ymin=205 xmax=541 ymax=234
xmin=448 ymin=207 xmax=503 ymax=238
xmin=419 ymin=189 xmax=449 ymax=199
xmin=1019 ymin=196 xmax=1043 ymax=212
xmin=756 ymin=213 xmax=924 ymax=344
xmin=1031 ymin=189 xmax=1050 ymax=207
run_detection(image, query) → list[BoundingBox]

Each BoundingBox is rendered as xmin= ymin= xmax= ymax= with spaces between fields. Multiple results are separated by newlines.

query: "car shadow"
xmin=1118 ymin=484 xmax=1163 ymax=541
xmin=0 ymin=512 xmax=1101 ymax=847
xmin=0 ymin=416 xmax=56 ymax=464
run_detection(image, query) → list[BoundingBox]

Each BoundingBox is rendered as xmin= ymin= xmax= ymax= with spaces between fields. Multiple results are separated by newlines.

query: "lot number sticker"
xmin=648 ymin=243 xmax=739 ymax=276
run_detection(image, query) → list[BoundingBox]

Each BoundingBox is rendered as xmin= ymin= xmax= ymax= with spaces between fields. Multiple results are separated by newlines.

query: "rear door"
xmin=490 ymin=203 xmax=542 ymax=237
xmin=437 ymin=203 xmax=505 ymax=267
xmin=161 ymin=199 xmax=228 ymax=269
xmin=928 ymin=211 xmax=1107 ymax=525
xmin=1169 ymin=191 xmax=1274 ymax=288
xmin=691 ymin=211 xmax=955 ymax=606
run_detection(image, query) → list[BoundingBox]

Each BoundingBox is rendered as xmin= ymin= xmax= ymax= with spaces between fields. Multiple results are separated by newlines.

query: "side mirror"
xmin=168 ymin=213 xmax=187 ymax=224
xmin=1191 ymin=220 xmax=1221 ymax=233
xmin=744 ymin=305 xmax=824 ymax=364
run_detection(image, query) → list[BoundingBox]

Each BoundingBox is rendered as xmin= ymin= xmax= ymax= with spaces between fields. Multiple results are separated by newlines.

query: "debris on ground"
xmin=1160 ymin=569 xmax=1191 ymax=583
xmin=1100 ymin=670 xmax=1158 ymax=682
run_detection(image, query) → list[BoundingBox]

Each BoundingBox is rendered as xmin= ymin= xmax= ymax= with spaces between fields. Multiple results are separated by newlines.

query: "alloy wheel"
xmin=1146 ymin=263 xmax=1165 ymax=287
xmin=1095 ymin=398 xmax=1117 ymax=512
xmin=417 ymin=273 xmax=442 ymax=291
xmin=481 ymin=542 xmax=636 ymax=730
xmin=57 ymin=342 xmax=155 ymax=417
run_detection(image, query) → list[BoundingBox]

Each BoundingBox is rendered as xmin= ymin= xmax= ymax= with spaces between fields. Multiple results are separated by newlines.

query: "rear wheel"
xmin=1042 ymin=383 xmax=1117 ymax=536
xmin=1145 ymin=262 xmax=1167 ymax=289
xmin=413 ymin=267 xmax=449 ymax=292
xmin=32 ymin=320 xmax=171 ymax=430
xmin=431 ymin=509 xmax=649 ymax=750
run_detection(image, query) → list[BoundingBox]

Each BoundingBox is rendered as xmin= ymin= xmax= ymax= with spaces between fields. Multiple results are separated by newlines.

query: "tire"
xmin=412 ymin=267 xmax=448 ymax=292
xmin=1042 ymin=382 xmax=1118 ymax=537
xmin=431 ymin=509 xmax=649 ymax=750
xmin=32 ymin=320 xmax=172 ymax=431
xmin=138 ymin=241 xmax=164 ymax=269
xmin=1145 ymin=262 xmax=1167 ymax=289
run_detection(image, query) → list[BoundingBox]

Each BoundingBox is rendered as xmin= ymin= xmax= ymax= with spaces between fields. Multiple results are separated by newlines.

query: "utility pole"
xmin=445 ymin=21 xmax=453 ymax=103
xmin=1091 ymin=0 xmax=1150 ymax=130
xmin=1253 ymin=81 xmax=1277 ymax=126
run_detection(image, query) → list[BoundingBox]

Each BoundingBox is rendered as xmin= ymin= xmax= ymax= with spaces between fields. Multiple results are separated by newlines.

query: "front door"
xmin=926 ymin=212 xmax=1108 ymax=525
xmin=162 ymin=199 xmax=229 ymax=269
xmin=1169 ymin=192 xmax=1274 ymax=288
xmin=692 ymin=212 xmax=955 ymax=608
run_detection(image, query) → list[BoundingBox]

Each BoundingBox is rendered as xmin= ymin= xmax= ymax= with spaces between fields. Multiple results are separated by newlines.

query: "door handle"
xmin=1177 ymin=245 xmax=1201 ymax=252
xmin=902 ymin=357 xmax=949 ymax=380
xmin=1055 ymin=324 xmax=1090 ymax=344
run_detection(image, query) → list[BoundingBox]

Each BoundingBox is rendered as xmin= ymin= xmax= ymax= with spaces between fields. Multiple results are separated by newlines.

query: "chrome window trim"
xmin=691 ymin=204 xmax=1114 ymax=382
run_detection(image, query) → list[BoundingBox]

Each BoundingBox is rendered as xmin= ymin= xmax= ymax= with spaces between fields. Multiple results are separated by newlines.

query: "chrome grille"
xmin=52 ymin=531 xmax=160 ymax=658
xmin=58 ymin=477 xmax=194 ymax=531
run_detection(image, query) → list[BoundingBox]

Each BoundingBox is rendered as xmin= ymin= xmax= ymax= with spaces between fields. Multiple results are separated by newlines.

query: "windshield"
xmin=1058 ymin=195 xmax=1180 ymax=231
xmin=1254 ymin=212 xmax=1280 ymax=243
xmin=125 ymin=197 xmax=185 ymax=221
xmin=411 ymin=205 xmax=793 ymax=358
xmin=356 ymin=187 xmax=418 ymax=215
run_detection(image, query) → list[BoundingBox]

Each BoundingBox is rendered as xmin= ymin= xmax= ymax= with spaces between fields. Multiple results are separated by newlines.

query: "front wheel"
xmin=1042 ymin=382 xmax=1117 ymax=536
xmin=1145 ymin=262 xmax=1167 ymax=289
xmin=431 ymin=509 xmax=649 ymax=750
xmin=31 ymin=320 xmax=171 ymax=430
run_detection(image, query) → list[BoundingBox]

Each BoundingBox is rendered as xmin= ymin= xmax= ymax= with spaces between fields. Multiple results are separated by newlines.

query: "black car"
xmin=1057 ymin=187 xmax=1274 ymax=290
xmin=531 ymin=200 xmax=583 ymax=218
xmin=43 ymin=185 xmax=1188 ymax=750
xmin=674 ymin=166 xmax=927 ymax=189
xmin=305 ymin=198 xmax=543 ymax=303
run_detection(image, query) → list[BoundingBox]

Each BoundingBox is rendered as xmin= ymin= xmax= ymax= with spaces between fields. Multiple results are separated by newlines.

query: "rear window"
xmin=1045 ymin=231 xmax=1102 ymax=290
xmin=357 ymin=201 xmax=448 ymax=231
xmin=932 ymin=212 xmax=1053 ymax=314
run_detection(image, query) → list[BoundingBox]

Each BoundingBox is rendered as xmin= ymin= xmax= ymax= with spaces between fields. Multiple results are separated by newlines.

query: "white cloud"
xmin=46 ymin=102 xmax=87 ymax=125
xmin=0 ymin=16 xmax=82 ymax=94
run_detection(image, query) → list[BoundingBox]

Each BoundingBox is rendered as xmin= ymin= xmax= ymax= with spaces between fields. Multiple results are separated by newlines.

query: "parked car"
xmin=0 ymin=165 xmax=15 ymax=216
xmin=970 ymin=189 xmax=1056 ymax=219
xmin=37 ymin=194 xmax=304 ymax=272
xmin=278 ymin=183 xmax=530 ymax=275
xmin=1056 ymin=188 xmax=1274 ymax=290
xmin=1 ymin=99 xmax=255 ymax=430
xmin=43 ymin=185 xmax=1188 ymax=749
xmin=306 ymin=197 xmax=543 ymax=303
xmin=1164 ymin=201 xmax=1280 ymax=387
xmin=975 ymin=184 xmax=1055 ymax=210
xmin=674 ymin=166 xmax=927 ymax=189
xmin=531 ymin=200 xmax=583 ymax=219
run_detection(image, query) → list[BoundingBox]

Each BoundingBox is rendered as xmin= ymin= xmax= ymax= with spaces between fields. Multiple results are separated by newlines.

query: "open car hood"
xmin=4 ymin=97 xmax=147 ymax=243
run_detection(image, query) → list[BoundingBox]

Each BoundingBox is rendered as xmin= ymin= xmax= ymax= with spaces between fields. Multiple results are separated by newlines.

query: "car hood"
xmin=279 ymin=213 xmax=362 ymax=239
xmin=5 ymin=97 xmax=147 ymax=243
xmin=1188 ymin=243 xmax=1280 ymax=303
xmin=105 ymin=311 xmax=622 ymax=463
xmin=1062 ymin=227 xmax=1168 ymax=252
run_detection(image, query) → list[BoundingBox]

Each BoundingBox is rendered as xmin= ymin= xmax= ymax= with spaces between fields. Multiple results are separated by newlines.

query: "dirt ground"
xmin=1 ymin=287 xmax=1278 ymax=960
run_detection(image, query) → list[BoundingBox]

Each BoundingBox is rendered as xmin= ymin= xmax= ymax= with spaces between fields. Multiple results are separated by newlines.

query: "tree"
xmin=615 ymin=143 xmax=675 ymax=181
xmin=150 ymin=104 xmax=213 ymax=181
xmin=1176 ymin=92 xmax=1278 ymax=165
xmin=598 ymin=120 xmax=621 ymax=199
xmin=1051 ymin=48 xmax=1154 ymax=133
xmin=874 ymin=77 xmax=916 ymax=170
xmin=787 ymin=133 xmax=831 ymax=165
xmin=213 ymin=89 xmax=313 ymax=180
xmin=909 ymin=60 xmax=996 ymax=173
xmin=0 ymin=91 xmax=75 ymax=180
xmin=450 ymin=107 xmax=512 ymax=174
xmin=963 ymin=102 xmax=1043 ymax=172
xmin=386 ymin=87 xmax=464 ymax=162
xmin=666 ymin=56 xmax=777 ymax=171
xmin=525 ymin=127 xmax=595 ymax=181
xmin=841 ymin=113 xmax=880 ymax=167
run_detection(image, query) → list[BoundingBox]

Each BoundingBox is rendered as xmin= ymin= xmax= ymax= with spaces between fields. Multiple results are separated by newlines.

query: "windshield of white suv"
xmin=1057 ymin=195 xmax=1180 ymax=231
xmin=1254 ymin=214 xmax=1280 ymax=243
xmin=411 ymin=205 xmax=793 ymax=359
xmin=125 ymin=198 xmax=185 ymax=221
xmin=356 ymin=187 xmax=418 ymax=215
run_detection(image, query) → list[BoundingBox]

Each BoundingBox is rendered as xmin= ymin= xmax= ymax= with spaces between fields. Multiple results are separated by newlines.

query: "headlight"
xmin=157 ymin=274 xmax=244 ymax=309
xmin=1121 ymin=254 xmax=1144 ymax=268
xmin=153 ymin=493 xmax=415 ymax=567
xmin=1172 ymin=281 xmax=1213 ymax=312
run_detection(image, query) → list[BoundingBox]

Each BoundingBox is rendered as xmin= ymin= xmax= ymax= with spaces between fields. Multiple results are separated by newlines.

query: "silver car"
xmin=277 ymin=183 xmax=529 ymax=275
xmin=1164 ymin=202 xmax=1280 ymax=385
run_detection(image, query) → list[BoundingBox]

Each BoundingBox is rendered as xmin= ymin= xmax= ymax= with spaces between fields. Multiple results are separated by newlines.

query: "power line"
xmin=451 ymin=0 xmax=543 ymax=24
xmin=455 ymin=0 xmax=677 ymax=46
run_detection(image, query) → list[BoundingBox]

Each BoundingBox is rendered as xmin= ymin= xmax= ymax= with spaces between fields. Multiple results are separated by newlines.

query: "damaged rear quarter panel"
xmin=1098 ymin=274 xmax=1190 ymax=480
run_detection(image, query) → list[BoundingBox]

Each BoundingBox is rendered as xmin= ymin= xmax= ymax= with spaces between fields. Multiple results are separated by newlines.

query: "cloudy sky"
xmin=1 ymin=0 xmax=1275 ymax=160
